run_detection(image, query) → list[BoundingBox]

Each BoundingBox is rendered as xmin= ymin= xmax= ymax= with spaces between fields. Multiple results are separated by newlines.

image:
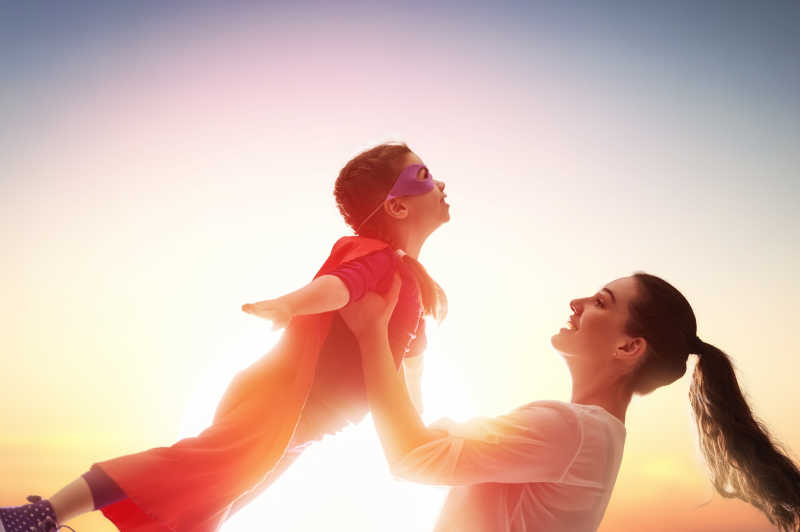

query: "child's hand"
xmin=241 ymin=299 xmax=292 ymax=330
xmin=340 ymin=275 xmax=401 ymax=340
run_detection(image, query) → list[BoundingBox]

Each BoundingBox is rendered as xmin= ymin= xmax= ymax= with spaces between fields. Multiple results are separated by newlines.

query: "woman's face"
xmin=396 ymin=152 xmax=450 ymax=230
xmin=551 ymin=276 xmax=642 ymax=363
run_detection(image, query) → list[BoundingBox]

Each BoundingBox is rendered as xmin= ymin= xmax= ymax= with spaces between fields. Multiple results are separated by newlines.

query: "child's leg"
xmin=50 ymin=465 xmax=126 ymax=522
xmin=227 ymin=441 xmax=308 ymax=517
xmin=228 ymin=403 xmax=349 ymax=517
xmin=48 ymin=476 xmax=94 ymax=523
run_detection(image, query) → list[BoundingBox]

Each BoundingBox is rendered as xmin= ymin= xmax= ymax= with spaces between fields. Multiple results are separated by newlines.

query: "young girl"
xmin=0 ymin=142 xmax=450 ymax=532
xmin=343 ymin=273 xmax=800 ymax=531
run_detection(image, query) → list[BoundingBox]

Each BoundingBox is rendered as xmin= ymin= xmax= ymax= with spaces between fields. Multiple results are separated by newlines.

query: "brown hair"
xmin=626 ymin=272 xmax=800 ymax=530
xmin=333 ymin=142 xmax=447 ymax=321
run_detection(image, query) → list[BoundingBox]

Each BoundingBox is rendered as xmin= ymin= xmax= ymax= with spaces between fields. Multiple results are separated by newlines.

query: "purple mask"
xmin=387 ymin=164 xmax=435 ymax=200
xmin=356 ymin=164 xmax=436 ymax=231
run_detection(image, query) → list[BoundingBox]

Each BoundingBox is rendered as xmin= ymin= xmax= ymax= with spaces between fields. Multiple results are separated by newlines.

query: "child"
xmin=1 ymin=142 xmax=449 ymax=532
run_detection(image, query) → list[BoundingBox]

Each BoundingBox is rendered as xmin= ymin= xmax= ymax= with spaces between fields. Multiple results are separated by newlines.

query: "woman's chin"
xmin=550 ymin=333 xmax=564 ymax=350
xmin=550 ymin=329 xmax=574 ymax=352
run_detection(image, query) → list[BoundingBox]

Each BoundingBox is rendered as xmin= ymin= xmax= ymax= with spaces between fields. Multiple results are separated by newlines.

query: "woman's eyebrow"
xmin=601 ymin=287 xmax=616 ymax=304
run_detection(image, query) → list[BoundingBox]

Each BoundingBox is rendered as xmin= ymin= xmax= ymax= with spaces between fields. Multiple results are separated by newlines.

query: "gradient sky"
xmin=2 ymin=2 xmax=799 ymax=531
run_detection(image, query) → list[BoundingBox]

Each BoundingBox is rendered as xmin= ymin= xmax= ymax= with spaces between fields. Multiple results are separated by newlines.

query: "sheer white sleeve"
xmin=391 ymin=403 xmax=582 ymax=486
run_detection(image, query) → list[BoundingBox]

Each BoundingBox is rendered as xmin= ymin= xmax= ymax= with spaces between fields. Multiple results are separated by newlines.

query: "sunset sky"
xmin=2 ymin=2 xmax=799 ymax=531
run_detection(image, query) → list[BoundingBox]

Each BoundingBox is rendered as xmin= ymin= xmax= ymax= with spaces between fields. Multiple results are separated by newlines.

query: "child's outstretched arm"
xmin=242 ymin=274 xmax=350 ymax=330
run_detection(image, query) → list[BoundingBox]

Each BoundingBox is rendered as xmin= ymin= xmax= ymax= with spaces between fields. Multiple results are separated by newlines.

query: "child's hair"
xmin=334 ymin=142 xmax=447 ymax=321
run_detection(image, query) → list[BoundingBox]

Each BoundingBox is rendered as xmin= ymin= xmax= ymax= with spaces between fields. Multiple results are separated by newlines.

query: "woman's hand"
xmin=339 ymin=275 xmax=401 ymax=340
xmin=241 ymin=298 xmax=292 ymax=330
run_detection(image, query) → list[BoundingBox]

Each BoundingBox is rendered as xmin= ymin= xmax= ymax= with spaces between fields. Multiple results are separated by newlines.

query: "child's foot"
xmin=0 ymin=496 xmax=66 ymax=532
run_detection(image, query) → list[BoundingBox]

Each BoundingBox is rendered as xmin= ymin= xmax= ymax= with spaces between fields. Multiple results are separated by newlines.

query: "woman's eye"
xmin=595 ymin=297 xmax=604 ymax=308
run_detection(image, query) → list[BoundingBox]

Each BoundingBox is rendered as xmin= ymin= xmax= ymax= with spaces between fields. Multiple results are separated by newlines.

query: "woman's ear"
xmin=384 ymin=198 xmax=409 ymax=220
xmin=615 ymin=337 xmax=647 ymax=362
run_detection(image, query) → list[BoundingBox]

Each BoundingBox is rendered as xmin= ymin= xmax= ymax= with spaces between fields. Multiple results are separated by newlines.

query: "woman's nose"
xmin=570 ymin=299 xmax=582 ymax=314
xmin=436 ymin=180 xmax=445 ymax=192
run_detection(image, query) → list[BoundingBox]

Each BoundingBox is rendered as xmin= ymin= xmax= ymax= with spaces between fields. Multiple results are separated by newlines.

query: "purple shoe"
xmin=0 ymin=496 xmax=75 ymax=532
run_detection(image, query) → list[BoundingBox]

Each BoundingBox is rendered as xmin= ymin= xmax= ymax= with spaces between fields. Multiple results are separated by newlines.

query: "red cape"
xmin=97 ymin=236 xmax=392 ymax=532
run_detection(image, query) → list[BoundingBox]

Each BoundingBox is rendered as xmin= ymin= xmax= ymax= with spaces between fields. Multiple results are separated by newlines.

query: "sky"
xmin=2 ymin=1 xmax=799 ymax=531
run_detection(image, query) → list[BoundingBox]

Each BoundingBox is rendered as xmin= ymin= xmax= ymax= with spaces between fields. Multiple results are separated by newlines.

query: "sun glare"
xmin=178 ymin=319 xmax=463 ymax=531
xmin=178 ymin=322 xmax=283 ymax=437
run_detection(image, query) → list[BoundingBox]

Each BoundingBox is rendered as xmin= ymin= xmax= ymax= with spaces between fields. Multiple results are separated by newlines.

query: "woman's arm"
xmin=402 ymin=354 xmax=425 ymax=414
xmin=356 ymin=328 xmax=441 ymax=463
xmin=342 ymin=277 xmax=579 ymax=486
xmin=242 ymin=274 xmax=349 ymax=329
xmin=341 ymin=277 xmax=441 ymax=463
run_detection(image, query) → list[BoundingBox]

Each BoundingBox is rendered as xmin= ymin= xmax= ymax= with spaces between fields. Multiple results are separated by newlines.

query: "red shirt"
xmin=301 ymin=246 xmax=427 ymax=436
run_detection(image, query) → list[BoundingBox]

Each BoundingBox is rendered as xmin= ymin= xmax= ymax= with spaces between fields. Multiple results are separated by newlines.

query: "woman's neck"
xmin=569 ymin=368 xmax=632 ymax=424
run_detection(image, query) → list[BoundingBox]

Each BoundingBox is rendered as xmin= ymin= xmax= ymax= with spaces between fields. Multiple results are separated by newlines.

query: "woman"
xmin=342 ymin=273 xmax=800 ymax=531
xmin=0 ymin=143 xmax=449 ymax=532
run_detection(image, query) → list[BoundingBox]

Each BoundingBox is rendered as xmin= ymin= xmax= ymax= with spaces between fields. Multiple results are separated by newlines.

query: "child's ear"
xmin=384 ymin=198 xmax=409 ymax=220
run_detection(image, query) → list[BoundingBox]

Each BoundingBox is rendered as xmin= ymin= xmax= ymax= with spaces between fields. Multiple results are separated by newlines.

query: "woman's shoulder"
xmin=511 ymin=400 xmax=579 ymax=418
xmin=505 ymin=401 xmax=582 ymax=436
xmin=514 ymin=401 xmax=625 ymax=432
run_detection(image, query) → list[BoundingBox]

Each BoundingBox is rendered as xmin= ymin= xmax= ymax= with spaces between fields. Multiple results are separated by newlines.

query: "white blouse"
xmin=391 ymin=400 xmax=626 ymax=532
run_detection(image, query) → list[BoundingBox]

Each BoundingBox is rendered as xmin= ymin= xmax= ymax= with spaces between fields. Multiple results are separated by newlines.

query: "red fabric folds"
xmin=97 ymin=236 xmax=391 ymax=532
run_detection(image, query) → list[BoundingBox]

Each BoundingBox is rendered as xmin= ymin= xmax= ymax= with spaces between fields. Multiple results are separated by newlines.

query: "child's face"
xmin=397 ymin=152 xmax=450 ymax=232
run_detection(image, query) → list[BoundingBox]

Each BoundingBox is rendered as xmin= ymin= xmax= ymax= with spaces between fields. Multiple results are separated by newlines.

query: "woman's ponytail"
xmin=689 ymin=340 xmax=800 ymax=531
